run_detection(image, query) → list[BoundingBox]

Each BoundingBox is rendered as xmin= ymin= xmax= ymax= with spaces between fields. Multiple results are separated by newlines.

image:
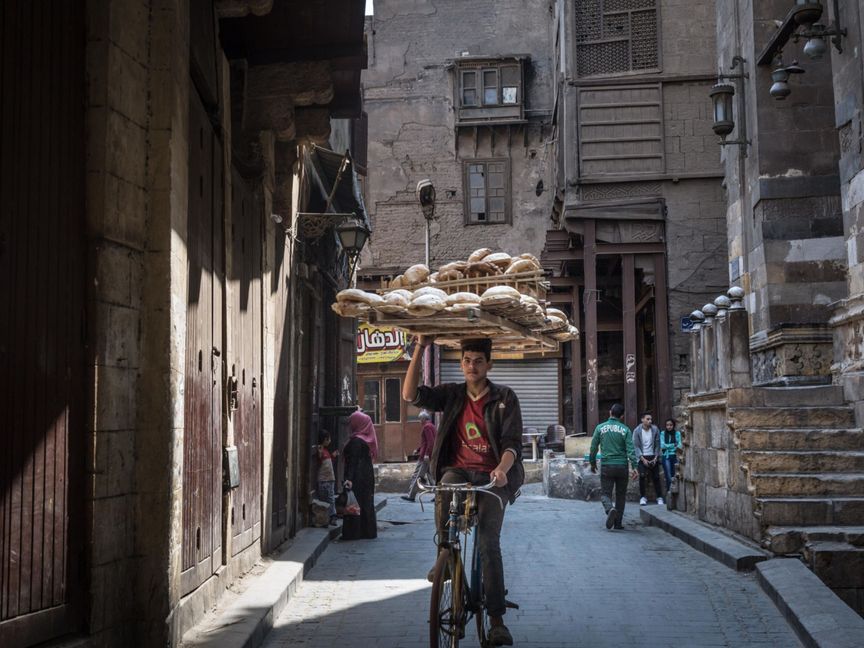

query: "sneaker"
xmin=657 ymin=497 xmax=665 ymax=506
xmin=488 ymin=624 xmax=514 ymax=646
xmin=605 ymin=507 xmax=617 ymax=530
xmin=400 ymin=495 xmax=415 ymax=502
xmin=639 ymin=497 xmax=648 ymax=506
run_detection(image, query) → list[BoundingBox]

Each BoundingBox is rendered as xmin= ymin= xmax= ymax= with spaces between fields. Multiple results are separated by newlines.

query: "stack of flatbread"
xmin=331 ymin=248 xmax=580 ymax=344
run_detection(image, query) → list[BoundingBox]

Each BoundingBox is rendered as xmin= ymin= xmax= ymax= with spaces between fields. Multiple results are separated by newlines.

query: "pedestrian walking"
xmin=633 ymin=412 xmax=664 ymax=506
xmin=341 ymin=410 xmax=378 ymax=540
xmin=401 ymin=410 xmax=436 ymax=502
xmin=589 ymin=403 xmax=639 ymax=530
xmin=315 ymin=430 xmax=339 ymax=526
xmin=404 ymin=336 xmax=524 ymax=646
xmin=661 ymin=418 xmax=682 ymax=491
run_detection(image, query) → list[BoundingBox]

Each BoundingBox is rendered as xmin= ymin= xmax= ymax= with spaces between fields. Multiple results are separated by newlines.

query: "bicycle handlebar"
xmin=415 ymin=479 xmax=504 ymax=510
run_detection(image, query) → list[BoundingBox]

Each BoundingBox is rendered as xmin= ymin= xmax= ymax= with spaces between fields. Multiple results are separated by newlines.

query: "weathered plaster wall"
xmin=362 ymin=0 xmax=555 ymax=270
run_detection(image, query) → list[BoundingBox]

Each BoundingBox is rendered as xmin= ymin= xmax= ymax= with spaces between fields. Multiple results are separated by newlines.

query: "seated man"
xmin=403 ymin=336 xmax=524 ymax=647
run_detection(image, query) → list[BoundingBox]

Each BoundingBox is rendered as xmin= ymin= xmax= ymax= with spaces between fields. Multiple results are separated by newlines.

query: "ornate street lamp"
xmin=709 ymin=56 xmax=749 ymax=154
xmin=335 ymin=218 xmax=370 ymax=279
xmin=710 ymin=84 xmax=735 ymax=139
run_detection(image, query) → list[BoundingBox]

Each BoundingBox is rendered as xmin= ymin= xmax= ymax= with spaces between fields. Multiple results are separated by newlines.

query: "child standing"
xmin=661 ymin=418 xmax=683 ymax=491
xmin=316 ymin=430 xmax=339 ymax=526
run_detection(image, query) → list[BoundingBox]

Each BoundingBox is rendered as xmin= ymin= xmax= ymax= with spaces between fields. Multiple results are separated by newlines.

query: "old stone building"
xmin=678 ymin=0 xmax=864 ymax=616
xmin=542 ymin=0 xmax=728 ymax=432
xmin=358 ymin=0 xmax=560 ymax=458
xmin=0 ymin=1 xmax=368 ymax=646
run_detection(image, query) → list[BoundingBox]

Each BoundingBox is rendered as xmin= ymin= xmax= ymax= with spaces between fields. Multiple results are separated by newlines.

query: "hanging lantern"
xmin=709 ymin=84 xmax=736 ymax=139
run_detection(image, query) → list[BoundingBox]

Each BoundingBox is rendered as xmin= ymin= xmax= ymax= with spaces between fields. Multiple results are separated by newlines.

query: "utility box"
xmin=223 ymin=445 xmax=240 ymax=489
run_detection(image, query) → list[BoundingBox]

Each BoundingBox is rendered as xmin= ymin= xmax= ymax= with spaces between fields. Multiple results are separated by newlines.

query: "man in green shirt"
xmin=589 ymin=404 xmax=639 ymax=530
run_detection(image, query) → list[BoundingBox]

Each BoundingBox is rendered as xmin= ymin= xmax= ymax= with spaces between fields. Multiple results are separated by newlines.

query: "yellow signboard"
xmin=356 ymin=323 xmax=411 ymax=364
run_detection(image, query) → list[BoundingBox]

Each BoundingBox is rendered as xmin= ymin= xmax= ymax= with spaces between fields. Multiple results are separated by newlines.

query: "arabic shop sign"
xmin=356 ymin=323 xmax=411 ymax=364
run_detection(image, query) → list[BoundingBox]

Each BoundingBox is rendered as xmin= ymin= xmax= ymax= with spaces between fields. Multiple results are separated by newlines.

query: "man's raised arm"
xmin=402 ymin=335 xmax=432 ymax=402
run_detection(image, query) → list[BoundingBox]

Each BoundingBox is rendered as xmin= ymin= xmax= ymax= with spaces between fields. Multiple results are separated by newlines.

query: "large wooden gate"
xmin=181 ymin=89 xmax=225 ymax=595
xmin=229 ymin=170 xmax=262 ymax=555
xmin=0 ymin=2 xmax=86 ymax=644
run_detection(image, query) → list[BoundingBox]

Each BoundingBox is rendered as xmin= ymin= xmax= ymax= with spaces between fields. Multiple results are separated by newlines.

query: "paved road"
xmin=262 ymin=484 xmax=801 ymax=648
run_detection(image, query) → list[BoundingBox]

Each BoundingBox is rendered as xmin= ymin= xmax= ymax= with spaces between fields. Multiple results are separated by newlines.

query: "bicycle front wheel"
xmin=429 ymin=548 xmax=464 ymax=648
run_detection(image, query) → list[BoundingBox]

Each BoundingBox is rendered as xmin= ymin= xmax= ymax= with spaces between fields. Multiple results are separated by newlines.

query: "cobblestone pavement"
xmin=262 ymin=484 xmax=801 ymax=648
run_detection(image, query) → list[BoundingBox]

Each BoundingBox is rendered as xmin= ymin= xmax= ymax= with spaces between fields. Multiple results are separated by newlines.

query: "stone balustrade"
xmin=687 ymin=287 xmax=751 ymax=395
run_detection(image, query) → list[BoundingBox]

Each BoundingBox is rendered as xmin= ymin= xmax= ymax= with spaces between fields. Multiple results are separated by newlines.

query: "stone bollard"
xmin=725 ymin=287 xmax=751 ymax=386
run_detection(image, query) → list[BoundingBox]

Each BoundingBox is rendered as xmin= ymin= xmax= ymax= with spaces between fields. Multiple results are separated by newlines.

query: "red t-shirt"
xmin=450 ymin=393 xmax=497 ymax=472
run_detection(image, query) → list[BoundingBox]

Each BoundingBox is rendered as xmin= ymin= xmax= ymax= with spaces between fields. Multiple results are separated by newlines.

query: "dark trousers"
xmin=600 ymin=464 xmax=629 ymax=519
xmin=662 ymin=455 xmax=677 ymax=490
xmin=436 ymin=468 xmax=509 ymax=618
xmin=638 ymin=456 xmax=664 ymax=499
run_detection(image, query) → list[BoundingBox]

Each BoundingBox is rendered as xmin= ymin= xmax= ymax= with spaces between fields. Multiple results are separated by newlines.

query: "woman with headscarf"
xmin=341 ymin=410 xmax=379 ymax=540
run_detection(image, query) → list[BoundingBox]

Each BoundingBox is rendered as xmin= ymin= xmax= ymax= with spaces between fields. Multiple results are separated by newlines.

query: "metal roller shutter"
xmin=439 ymin=360 xmax=560 ymax=430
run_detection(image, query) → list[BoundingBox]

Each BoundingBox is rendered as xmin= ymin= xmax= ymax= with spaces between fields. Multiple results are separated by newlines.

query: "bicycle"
xmin=417 ymin=479 xmax=518 ymax=648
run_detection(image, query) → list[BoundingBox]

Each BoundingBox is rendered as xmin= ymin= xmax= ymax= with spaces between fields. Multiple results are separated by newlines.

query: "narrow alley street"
xmin=262 ymin=485 xmax=801 ymax=648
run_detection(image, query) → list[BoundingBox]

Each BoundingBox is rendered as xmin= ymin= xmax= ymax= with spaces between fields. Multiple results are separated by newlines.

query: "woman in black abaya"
xmin=341 ymin=410 xmax=378 ymax=540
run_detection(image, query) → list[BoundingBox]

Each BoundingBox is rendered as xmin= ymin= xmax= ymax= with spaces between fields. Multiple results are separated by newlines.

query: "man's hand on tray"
xmin=416 ymin=334 xmax=436 ymax=348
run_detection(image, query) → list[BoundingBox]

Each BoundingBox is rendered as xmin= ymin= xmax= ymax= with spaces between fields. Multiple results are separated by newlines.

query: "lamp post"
xmin=416 ymin=179 xmax=436 ymax=268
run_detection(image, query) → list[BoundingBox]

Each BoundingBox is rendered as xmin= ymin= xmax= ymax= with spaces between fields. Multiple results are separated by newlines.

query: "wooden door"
xmin=181 ymin=89 xmax=224 ymax=595
xmin=0 ymin=3 xmax=87 ymax=644
xmin=229 ymin=169 xmax=262 ymax=555
xmin=358 ymin=373 xmax=422 ymax=462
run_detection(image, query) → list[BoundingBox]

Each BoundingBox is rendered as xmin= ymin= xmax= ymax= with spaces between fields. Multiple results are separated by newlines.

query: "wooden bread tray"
xmin=367 ymin=307 xmax=559 ymax=353
xmin=379 ymin=269 xmax=550 ymax=300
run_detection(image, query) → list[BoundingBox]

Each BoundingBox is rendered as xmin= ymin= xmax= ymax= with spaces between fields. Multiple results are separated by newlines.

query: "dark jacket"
xmin=413 ymin=380 xmax=524 ymax=503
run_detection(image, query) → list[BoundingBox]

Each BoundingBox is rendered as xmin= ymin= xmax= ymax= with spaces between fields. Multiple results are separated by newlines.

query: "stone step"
xmin=764 ymin=525 xmax=864 ymax=554
xmin=729 ymin=406 xmax=856 ymax=429
xmin=748 ymin=473 xmax=864 ymax=497
xmin=736 ymin=427 xmax=863 ymax=451
xmin=728 ymin=385 xmax=846 ymax=408
xmin=742 ymin=450 xmax=864 ymax=473
xmin=757 ymin=496 xmax=864 ymax=526
xmin=803 ymin=542 xmax=864 ymax=608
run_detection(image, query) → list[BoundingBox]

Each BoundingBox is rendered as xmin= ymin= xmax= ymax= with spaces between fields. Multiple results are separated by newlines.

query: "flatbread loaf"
xmin=445 ymin=292 xmax=481 ymax=306
xmin=546 ymin=307 xmax=569 ymax=322
xmin=389 ymin=275 xmax=404 ymax=289
xmin=505 ymin=258 xmax=538 ymax=274
xmin=480 ymin=285 xmax=521 ymax=307
xmin=437 ymin=269 xmax=464 ymax=282
xmin=336 ymin=288 xmax=383 ymax=305
xmin=413 ymin=286 xmax=448 ymax=300
xmin=438 ymin=261 xmax=468 ymax=274
xmin=483 ymin=252 xmax=512 ymax=268
xmin=382 ymin=292 xmax=410 ymax=308
xmin=403 ymin=264 xmax=430 ymax=285
xmin=331 ymin=301 xmax=370 ymax=318
xmin=466 ymin=260 xmax=499 ymax=276
xmin=468 ymin=247 xmax=493 ymax=263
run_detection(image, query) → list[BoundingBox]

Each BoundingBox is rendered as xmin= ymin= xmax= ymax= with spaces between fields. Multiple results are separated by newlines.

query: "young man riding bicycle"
xmin=403 ymin=336 xmax=524 ymax=647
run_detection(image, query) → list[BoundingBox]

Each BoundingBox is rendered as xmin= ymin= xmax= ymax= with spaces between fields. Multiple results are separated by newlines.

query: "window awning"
xmin=299 ymin=145 xmax=370 ymax=238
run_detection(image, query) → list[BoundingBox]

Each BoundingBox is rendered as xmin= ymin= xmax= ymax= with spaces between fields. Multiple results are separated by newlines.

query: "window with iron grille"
xmin=463 ymin=159 xmax=510 ymax=225
xmin=575 ymin=0 xmax=659 ymax=77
